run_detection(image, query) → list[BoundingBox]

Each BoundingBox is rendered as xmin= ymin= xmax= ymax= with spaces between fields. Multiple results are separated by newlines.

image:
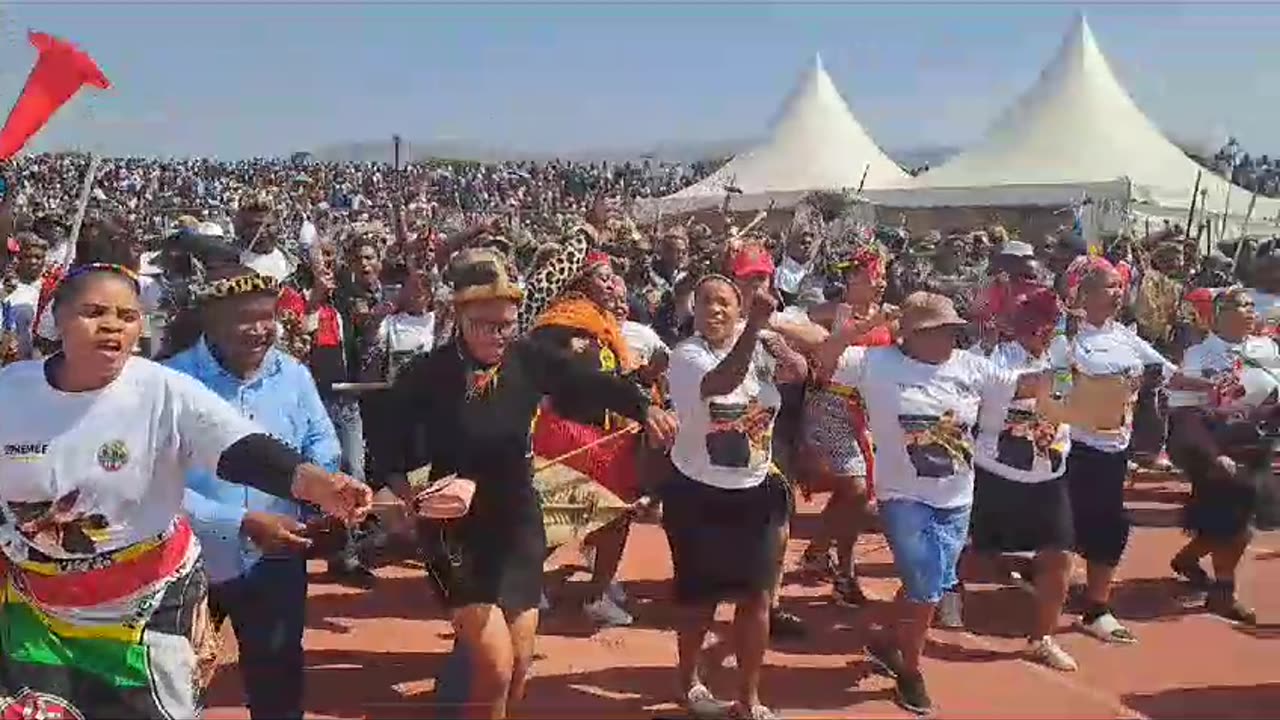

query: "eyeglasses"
xmin=461 ymin=316 xmax=517 ymax=339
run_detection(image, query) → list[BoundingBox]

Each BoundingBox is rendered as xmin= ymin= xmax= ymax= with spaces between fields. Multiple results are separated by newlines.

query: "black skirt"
xmin=972 ymin=467 xmax=1074 ymax=553
xmin=1065 ymin=443 xmax=1131 ymax=568
xmin=417 ymin=489 xmax=546 ymax=614
xmin=660 ymin=470 xmax=790 ymax=605
xmin=1182 ymin=456 xmax=1262 ymax=540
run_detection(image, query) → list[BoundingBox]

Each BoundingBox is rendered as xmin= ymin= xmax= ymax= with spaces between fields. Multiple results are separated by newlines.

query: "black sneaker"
xmin=329 ymin=563 xmax=378 ymax=589
xmin=834 ymin=574 xmax=869 ymax=607
xmin=864 ymin=637 xmax=907 ymax=678
xmin=895 ymin=671 xmax=934 ymax=716
xmin=769 ymin=607 xmax=807 ymax=640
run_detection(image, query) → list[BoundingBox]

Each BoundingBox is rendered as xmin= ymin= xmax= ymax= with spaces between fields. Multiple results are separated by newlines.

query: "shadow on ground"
xmin=1124 ymin=682 xmax=1280 ymax=720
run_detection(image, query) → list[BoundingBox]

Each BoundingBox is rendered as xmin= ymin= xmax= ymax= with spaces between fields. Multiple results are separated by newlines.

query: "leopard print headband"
xmin=193 ymin=272 xmax=280 ymax=303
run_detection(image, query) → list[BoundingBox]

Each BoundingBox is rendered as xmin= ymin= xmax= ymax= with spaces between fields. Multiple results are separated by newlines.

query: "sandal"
xmin=1078 ymin=612 xmax=1137 ymax=644
xmin=731 ymin=702 xmax=779 ymax=720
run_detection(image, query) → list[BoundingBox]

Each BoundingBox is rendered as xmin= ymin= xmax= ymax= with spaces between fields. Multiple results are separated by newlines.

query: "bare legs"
xmin=674 ymin=592 xmax=771 ymax=711
xmin=450 ymin=604 xmax=540 ymax=719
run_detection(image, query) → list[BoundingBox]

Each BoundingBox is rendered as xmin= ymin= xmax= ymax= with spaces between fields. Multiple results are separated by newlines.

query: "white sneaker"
xmin=606 ymin=580 xmax=628 ymax=606
xmin=935 ymin=590 xmax=964 ymax=629
xmin=1028 ymin=636 xmax=1079 ymax=672
xmin=584 ymin=595 xmax=633 ymax=627
xmin=683 ymin=683 xmax=729 ymax=719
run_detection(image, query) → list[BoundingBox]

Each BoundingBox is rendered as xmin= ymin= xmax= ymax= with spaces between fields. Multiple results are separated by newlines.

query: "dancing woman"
xmin=1168 ymin=287 xmax=1274 ymax=625
xmin=1060 ymin=259 xmax=1212 ymax=645
xmin=383 ymin=248 xmax=677 ymax=720
xmin=0 ymin=263 xmax=370 ymax=719
xmin=970 ymin=288 xmax=1079 ymax=671
xmin=799 ymin=245 xmax=897 ymax=606
xmin=663 ymin=275 xmax=808 ymax=720
xmin=526 ymin=246 xmax=647 ymax=627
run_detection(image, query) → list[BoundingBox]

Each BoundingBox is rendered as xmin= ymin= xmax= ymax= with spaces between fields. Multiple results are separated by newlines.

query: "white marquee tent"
xmin=646 ymin=54 xmax=911 ymax=215
xmin=897 ymin=14 xmax=1280 ymax=233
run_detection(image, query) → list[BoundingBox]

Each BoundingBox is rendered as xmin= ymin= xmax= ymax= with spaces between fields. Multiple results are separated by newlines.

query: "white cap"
xmin=196 ymin=221 xmax=225 ymax=237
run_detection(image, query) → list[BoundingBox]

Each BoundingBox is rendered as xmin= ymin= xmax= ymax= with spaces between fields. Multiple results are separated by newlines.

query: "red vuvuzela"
xmin=0 ymin=31 xmax=110 ymax=160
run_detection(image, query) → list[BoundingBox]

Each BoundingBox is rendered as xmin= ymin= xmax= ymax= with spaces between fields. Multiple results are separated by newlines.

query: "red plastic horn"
xmin=0 ymin=31 xmax=110 ymax=160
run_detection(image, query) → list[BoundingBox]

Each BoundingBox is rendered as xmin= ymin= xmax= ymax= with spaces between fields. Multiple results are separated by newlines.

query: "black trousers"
xmin=208 ymin=556 xmax=309 ymax=720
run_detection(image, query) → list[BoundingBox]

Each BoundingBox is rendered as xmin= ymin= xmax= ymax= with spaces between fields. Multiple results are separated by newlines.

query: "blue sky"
xmin=2 ymin=1 xmax=1276 ymax=159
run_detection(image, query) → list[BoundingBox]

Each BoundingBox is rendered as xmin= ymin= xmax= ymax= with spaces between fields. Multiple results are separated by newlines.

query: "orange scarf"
xmin=533 ymin=296 xmax=635 ymax=373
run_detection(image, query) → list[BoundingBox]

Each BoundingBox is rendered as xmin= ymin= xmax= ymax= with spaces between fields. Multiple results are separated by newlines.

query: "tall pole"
xmin=65 ymin=153 xmax=100 ymax=266
xmin=1184 ymin=170 xmax=1202 ymax=235
xmin=391 ymin=134 xmax=407 ymax=248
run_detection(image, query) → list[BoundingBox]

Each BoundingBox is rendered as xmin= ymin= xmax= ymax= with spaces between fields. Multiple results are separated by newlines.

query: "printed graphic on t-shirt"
xmin=705 ymin=399 xmax=776 ymax=469
xmin=388 ymin=349 xmax=420 ymax=383
xmin=6 ymin=489 xmax=111 ymax=557
xmin=1199 ymin=358 xmax=1247 ymax=408
xmin=996 ymin=408 xmax=1065 ymax=472
xmin=901 ymin=409 xmax=967 ymax=476
xmin=899 ymin=412 xmax=972 ymax=478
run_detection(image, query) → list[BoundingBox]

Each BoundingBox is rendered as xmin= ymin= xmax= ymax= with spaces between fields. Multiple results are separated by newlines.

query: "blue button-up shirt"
xmin=168 ymin=338 xmax=341 ymax=585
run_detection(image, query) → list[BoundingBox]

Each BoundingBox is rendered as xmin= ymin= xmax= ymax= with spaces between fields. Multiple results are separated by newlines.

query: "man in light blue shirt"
xmin=167 ymin=266 xmax=340 ymax=720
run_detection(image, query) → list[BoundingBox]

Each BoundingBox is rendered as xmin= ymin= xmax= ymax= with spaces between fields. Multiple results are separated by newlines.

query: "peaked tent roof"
xmin=663 ymin=54 xmax=910 ymax=207
xmin=914 ymin=15 xmax=1280 ymax=221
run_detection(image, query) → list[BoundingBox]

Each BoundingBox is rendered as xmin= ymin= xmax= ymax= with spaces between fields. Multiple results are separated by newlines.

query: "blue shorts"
xmin=880 ymin=499 xmax=971 ymax=604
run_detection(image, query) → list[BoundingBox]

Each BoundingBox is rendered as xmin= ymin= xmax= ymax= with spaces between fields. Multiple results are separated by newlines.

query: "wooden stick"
xmin=65 ymin=154 xmax=100 ymax=266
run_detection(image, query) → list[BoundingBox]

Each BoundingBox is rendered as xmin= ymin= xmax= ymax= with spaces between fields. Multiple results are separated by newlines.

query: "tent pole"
xmin=1185 ymin=170 xmax=1202 ymax=236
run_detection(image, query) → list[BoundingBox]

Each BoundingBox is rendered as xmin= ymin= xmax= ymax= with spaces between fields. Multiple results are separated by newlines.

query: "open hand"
xmin=291 ymin=465 xmax=373 ymax=525
xmin=242 ymin=511 xmax=312 ymax=555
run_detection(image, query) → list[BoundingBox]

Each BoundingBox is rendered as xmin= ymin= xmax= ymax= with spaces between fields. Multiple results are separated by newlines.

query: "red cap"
xmin=729 ymin=244 xmax=775 ymax=279
xmin=583 ymin=250 xmax=612 ymax=273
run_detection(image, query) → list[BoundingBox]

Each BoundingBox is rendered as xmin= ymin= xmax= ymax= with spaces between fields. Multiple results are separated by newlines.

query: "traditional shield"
xmin=533 ymin=459 xmax=632 ymax=550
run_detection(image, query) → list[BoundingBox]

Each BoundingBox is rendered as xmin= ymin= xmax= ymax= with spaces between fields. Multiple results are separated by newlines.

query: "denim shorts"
xmin=879 ymin=498 xmax=971 ymax=604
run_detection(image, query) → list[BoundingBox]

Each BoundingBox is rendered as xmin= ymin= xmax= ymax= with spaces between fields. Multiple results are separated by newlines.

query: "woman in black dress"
xmin=384 ymin=248 xmax=677 ymax=719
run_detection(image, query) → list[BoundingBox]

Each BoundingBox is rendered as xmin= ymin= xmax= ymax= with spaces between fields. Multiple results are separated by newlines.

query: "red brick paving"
xmin=205 ymin=474 xmax=1280 ymax=719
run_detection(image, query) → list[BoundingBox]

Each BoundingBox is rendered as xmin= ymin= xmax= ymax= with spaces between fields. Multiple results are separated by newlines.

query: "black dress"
xmin=386 ymin=338 xmax=651 ymax=613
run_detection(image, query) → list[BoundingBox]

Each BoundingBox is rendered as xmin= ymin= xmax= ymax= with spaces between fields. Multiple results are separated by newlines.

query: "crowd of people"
xmin=1205 ymin=138 xmax=1280 ymax=199
xmin=0 ymin=151 xmax=1277 ymax=720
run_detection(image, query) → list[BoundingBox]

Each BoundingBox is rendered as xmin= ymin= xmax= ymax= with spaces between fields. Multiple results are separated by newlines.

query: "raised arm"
xmin=701 ymin=286 xmax=776 ymax=398
xmin=811 ymin=304 xmax=896 ymax=384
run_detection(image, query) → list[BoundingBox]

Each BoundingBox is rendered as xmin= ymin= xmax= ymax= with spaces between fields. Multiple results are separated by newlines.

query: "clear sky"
xmin=1 ymin=1 xmax=1276 ymax=159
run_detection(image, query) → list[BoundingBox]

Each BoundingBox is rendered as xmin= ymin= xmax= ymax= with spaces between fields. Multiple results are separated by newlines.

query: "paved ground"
xmin=205 ymin=473 xmax=1280 ymax=719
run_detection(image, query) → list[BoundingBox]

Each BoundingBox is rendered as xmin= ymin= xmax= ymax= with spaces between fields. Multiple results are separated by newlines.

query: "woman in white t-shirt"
xmin=971 ymin=288 xmax=1078 ymax=672
xmin=663 ymin=275 xmax=807 ymax=720
xmin=1167 ymin=287 xmax=1276 ymax=626
xmin=1060 ymin=261 xmax=1213 ymax=645
xmin=0 ymin=264 xmax=371 ymax=719
xmin=371 ymin=272 xmax=438 ymax=384
xmin=823 ymin=291 xmax=1043 ymax=715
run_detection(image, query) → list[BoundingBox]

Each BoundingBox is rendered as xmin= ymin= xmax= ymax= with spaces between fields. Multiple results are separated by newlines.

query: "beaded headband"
xmin=62 ymin=263 xmax=140 ymax=292
xmin=192 ymin=272 xmax=280 ymax=303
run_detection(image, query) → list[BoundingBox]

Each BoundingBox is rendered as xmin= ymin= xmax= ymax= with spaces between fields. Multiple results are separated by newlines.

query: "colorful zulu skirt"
xmin=0 ymin=517 xmax=208 ymax=720
xmin=531 ymin=402 xmax=642 ymax=501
